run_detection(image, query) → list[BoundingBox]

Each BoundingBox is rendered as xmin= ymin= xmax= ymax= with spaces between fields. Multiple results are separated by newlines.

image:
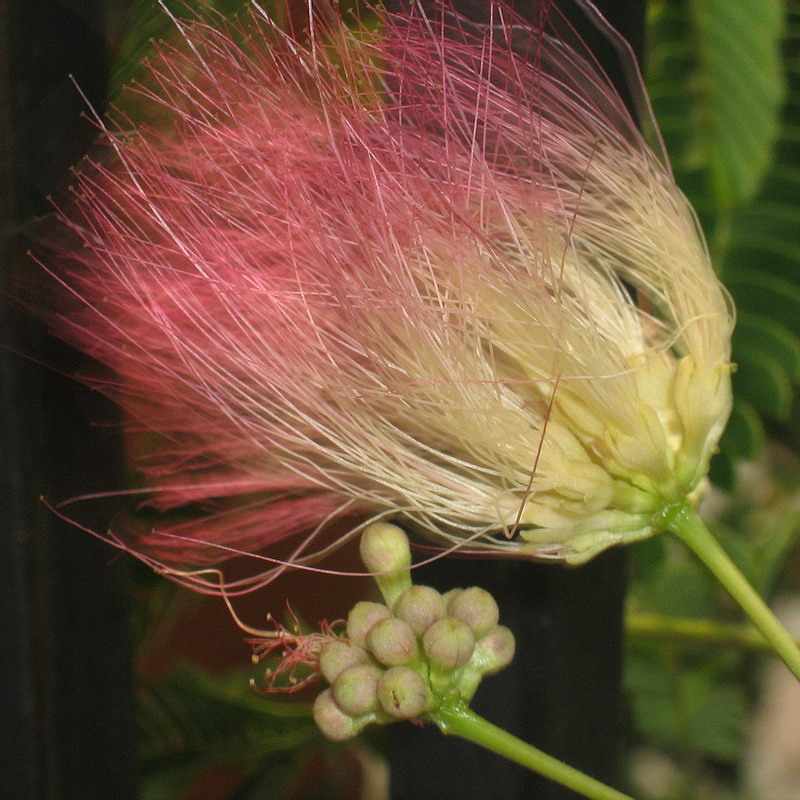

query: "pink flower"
xmin=48 ymin=1 xmax=733 ymax=590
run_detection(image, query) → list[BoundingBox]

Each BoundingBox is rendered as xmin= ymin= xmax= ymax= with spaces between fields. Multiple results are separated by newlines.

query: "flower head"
xmin=49 ymin=0 xmax=733 ymax=585
xmin=252 ymin=523 xmax=516 ymax=739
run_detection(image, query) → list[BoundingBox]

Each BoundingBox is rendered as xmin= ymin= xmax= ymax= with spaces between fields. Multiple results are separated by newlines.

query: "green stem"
xmin=427 ymin=699 xmax=637 ymax=800
xmin=627 ymin=612 xmax=800 ymax=655
xmin=659 ymin=502 xmax=800 ymax=681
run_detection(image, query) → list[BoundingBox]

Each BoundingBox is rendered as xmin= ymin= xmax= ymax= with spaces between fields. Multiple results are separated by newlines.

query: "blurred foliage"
xmin=625 ymin=445 xmax=800 ymax=798
xmin=137 ymin=664 xmax=317 ymax=799
xmin=620 ymin=3 xmax=800 ymax=796
xmin=94 ymin=0 xmax=800 ymax=798
xmin=110 ymin=0 xmax=258 ymax=92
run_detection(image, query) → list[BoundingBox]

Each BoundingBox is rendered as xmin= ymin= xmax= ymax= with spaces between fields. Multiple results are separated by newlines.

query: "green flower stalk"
xmin=255 ymin=523 xmax=636 ymax=800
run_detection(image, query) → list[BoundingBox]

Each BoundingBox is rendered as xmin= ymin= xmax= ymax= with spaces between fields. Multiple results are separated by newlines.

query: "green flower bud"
xmin=313 ymin=689 xmax=364 ymax=741
xmin=332 ymin=664 xmax=382 ymax=716
xmin=318 ymin=639 xmax=370 ymax=684
xmin=456 ymin=626 xmax=516 ymax=702
xmin=447 ymin=586 xmax=500 ymax=638
xmin=472 ymin=625 xmax=516 ymax=675
xmin=367 ymin=617 xmax=419 ymax=666
xmin=377 ymin=666 xmax=432 ymax=719
xmin=422 ymin=617 xmax=475 ymax=671
xmin=359 ymin=522 xmax=413 ymax=607
xmin=346 ymin=601 xmax=392 ymax=647
xmin=394 ymin=585 xmax=446 ymax=634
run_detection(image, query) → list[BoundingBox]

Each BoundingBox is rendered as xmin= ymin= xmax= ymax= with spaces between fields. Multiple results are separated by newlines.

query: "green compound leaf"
xmin=647 ymin=0 xmax=785 ymax=212
xmin=137 ymin=665 xmax=317 ymax=786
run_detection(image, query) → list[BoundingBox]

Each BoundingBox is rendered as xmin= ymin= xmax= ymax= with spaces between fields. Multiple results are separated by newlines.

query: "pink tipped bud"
xmin=346 ymin=601 xmax=392 ymax=648
xmin=377 ymin=666 xmax=432 ymax=720
xmin=367 ymin=617 xmax=419 ymax=667
xmin=472 ymin=625 xmax=516 ymax=676
xmin=318 ymin=640 xmax=370 ymax=684
xmin=422 ymin=618 xmax=476 ymax=671
xmin=313 ymin=689 xmax=364 ymax=741
xmin=359 ymin=523 xmax=412 ymax=607
xmin=394 ymin=585 xmax=446 ymax=634
xmin=332 ymin=664 xmax=382 ymax=717
xmin=447 ymin=587 xmax=500 ymax=638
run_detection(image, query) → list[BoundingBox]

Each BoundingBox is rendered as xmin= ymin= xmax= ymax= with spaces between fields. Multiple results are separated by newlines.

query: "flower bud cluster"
xmin=312 ymin=523 xmax=515 ymax=740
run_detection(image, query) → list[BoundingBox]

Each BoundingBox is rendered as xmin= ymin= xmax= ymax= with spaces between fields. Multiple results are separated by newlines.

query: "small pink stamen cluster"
xmin=250 ymin=611 xmax=342 ymax=693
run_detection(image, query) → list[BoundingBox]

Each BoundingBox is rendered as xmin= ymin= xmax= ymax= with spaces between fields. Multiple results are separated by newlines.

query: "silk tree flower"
xmin=47 ymin=0 xmax=733 ymax=588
